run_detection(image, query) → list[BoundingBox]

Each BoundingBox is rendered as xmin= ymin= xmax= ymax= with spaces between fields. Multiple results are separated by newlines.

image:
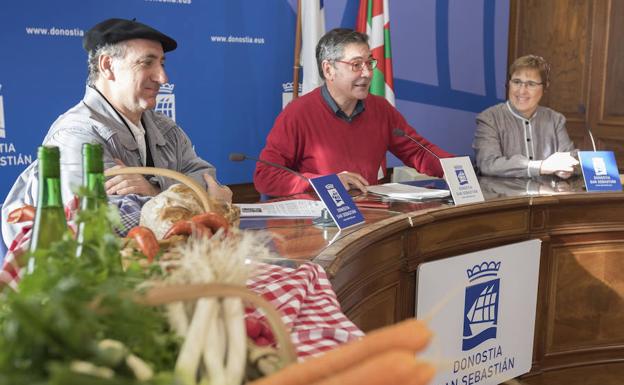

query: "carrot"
xmin=127 ymin=226 xmax=160 ymax=262
xmin=191 ymin=212 xmax=229 ymax=233
xmin=249 ymin=319 xmax=432 ymax=385
xmin=311 ymin=350 xmax=435 ymax=385
xmin=163 ymin=220 xmax=213 ymax=239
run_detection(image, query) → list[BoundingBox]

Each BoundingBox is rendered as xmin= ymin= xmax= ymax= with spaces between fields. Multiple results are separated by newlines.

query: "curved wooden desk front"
xmin=245 ymin=177 xmax=624 ymax=376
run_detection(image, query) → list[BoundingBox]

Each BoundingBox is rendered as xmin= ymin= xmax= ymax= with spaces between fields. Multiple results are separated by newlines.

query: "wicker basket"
xmin=106 ymin=167 xmax=297 ymax=373
xmin=141 ymin=282 xmax=297 ymax=366
xmin=105 ymin=166 xmax=214 ymax=212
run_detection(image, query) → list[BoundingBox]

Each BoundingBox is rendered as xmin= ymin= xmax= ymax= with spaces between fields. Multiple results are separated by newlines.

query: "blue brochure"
xmin=578 ymin=151 xmax=622 ymax=192
xmin=309 ymin=174 xmax=365 ymax=230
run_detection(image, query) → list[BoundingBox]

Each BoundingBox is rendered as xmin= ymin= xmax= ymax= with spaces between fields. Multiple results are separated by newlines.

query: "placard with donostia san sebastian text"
xmin=578 ymin=151 xmax=622 ymax=192
xmin=309 ymin=174 xmax=364 ymax=230
xmin=416 ymin=239 xmax=541 ymax=385
xmin=440 ymin=156 xmax=484 ymax=205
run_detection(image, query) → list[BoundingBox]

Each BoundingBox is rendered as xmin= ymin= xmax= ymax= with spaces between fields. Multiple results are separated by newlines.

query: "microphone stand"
xmin=392 ymin=128 xmax=455 ymax=204
xmin=312 ymin=207 xmax=335 ymax=227
xmin=393 ymin=128 xmax=442 ymax=160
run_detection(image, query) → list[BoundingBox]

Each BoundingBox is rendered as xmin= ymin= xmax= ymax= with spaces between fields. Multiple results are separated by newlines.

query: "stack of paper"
xmin=236 ymin=199 xmax=324 ymax=217
xmin=367 ymin=183 xmax=450 ymax=200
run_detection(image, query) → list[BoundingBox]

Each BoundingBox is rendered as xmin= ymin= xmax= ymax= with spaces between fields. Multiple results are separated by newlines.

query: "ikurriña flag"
xmin=356 ymin=0 xmax=395 ymax=106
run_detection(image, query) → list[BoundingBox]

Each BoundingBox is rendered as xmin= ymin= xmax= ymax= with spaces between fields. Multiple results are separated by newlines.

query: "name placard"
xmin=309 ymin=174 xmax=365 ymax=230
xmin=578 ymin=151 xmax=622 ymax=192
xmin=440 ymin=156 xmax=484 ymax=205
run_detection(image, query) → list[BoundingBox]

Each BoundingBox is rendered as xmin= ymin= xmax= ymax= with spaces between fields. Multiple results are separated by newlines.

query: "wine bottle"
xmin=76 ymin=143 xmax=106 ymax=258
xmin=29 ymin=146 xmax=67 ymax=271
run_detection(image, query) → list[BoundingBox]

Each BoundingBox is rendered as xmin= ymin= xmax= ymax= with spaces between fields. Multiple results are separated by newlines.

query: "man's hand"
xmin=203 ymin=173 xmax=233 ymax=203
xmin=540 ymin=152 xmax=579 ymax=177
xmin=105 ymin=159 xmax=161 ymax=196
xmin=337 ymin=171 xmax=369 ymax=193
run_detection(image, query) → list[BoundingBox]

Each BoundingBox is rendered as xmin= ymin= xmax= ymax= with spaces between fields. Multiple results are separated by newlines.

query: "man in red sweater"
xmin=254 ymin=28 xmax=453 ymax=197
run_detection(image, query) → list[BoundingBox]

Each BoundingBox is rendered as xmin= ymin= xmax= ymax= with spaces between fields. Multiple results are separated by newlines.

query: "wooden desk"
xmin=242 ymin=176 xmax=624 ymax=377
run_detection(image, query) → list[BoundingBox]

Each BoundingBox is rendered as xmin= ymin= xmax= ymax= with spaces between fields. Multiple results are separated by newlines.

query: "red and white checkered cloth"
xmin=0 ymin=225 xmax=32 ymax=290
xmin=247 ymin=262 xmax=364 ymax=359
xmin=2 ymin=222 xmax=363 ymax=359
xmin=1 ymin=200 xmax=78 ymax=290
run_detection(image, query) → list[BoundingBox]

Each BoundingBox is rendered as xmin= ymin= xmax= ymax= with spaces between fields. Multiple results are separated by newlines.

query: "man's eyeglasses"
xmin=509 ymin=78 xmax=543 ymax=90
xmin=334 ymin=58 xmax=378 ymax=72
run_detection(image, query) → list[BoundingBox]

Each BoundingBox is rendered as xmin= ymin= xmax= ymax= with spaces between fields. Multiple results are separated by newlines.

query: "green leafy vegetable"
xmin=0 ymin=199 xmax=181 ymax=384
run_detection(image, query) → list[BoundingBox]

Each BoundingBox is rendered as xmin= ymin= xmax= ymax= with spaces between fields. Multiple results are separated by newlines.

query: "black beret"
xmin=83 ymin=18 xmax=177 ymax=53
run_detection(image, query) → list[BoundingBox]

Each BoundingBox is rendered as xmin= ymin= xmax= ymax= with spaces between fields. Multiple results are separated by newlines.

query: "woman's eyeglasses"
xmin=509 ymin=78 xmax=543 ymax=90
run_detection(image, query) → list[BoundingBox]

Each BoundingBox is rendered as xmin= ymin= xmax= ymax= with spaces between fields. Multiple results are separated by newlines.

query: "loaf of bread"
xmin=140 ymin=184 xmax=239 ymax=239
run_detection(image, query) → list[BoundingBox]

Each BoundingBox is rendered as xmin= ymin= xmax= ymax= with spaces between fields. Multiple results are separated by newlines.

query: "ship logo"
xmin=155 ymin=83 xmax=176 ymax=122
xmin=592 ymin=157 xmax=607 ymax=176
xmin=462 ymin=261 xmax=501 ymax=351
xmin=455 ymin=166 xmax=468 ymax=185
xmin=325 ymin=183 xmax=345 ymax=207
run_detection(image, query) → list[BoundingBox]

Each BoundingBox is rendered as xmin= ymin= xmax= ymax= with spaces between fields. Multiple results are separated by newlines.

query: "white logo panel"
xmin=155 ymin=83 xmax=176 ymax=122
xmin=416 ymin=239 xmax=541 ymax=385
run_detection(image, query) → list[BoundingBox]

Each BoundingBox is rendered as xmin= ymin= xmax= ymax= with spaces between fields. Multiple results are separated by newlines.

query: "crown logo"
xmin=466 ymin=261 xmax=501 ymax=281
xmin=282 ymin=82 xmax=302 ymax=93
xmin=159 ymin=83 xmax=175 ymax=94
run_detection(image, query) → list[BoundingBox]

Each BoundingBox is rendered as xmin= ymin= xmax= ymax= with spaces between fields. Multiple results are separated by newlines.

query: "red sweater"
xmin=254 ymin=87 xmax=453 ymax=196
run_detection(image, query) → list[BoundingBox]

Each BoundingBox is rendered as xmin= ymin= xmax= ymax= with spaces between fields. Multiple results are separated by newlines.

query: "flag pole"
xmin=292 ymin=0 xmax=302 ymax=100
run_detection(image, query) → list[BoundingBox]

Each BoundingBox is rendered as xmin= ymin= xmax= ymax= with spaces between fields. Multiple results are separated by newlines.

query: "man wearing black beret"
xmin=2 ymin=18 xmax=231 ymax=245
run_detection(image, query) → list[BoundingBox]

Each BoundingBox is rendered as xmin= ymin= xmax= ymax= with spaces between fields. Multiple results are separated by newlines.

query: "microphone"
xmin=587 ymin=127 xmax=597 ymax=152
xmin=392 ymin=128 xmax=443 ymax=160
xmin=578 ymin=104 xmax=596 ymax=152
xmin=228 ymin=153 xmax=309 ymax=182
xmin=392 ymin=128 xmax=453 ymax=201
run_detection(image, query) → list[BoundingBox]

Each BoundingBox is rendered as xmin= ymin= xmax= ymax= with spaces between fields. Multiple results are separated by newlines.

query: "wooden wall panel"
xmin=603 ymin=0 xmax=624 ymax=119
xmin=410 ymin=209 xmax=530 ymax=255
xmin=509 ymin=0 xmax=592 ymax=137
xmin=546 ymin=244 xmax=624 ymax=355
xmin=345 ymin=284 xmax=400 ymax=332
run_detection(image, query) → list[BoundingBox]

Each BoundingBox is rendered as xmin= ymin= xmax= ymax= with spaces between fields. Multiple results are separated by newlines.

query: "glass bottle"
xmin=29 ymin=146 xmax=67 ymax=269
xmin=75 ymin=143 xmax=107 ymax=258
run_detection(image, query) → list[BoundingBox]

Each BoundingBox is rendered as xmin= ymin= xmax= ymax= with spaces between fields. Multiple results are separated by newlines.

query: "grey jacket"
xmin=473 ymin=101 xmax=575 ymax=178
xmin=2 ymin=86 xmax=215 ymax=247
